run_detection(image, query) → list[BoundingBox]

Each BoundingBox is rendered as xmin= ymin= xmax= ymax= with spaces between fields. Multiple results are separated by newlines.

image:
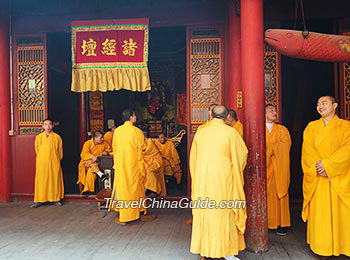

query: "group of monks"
xmin=30 ymin=95 xmax=349 ymax=259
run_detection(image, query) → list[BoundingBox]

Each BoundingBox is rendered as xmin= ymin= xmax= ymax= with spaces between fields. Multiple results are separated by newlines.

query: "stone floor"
xmin=0 ymin=201 xmax=348 ymax=260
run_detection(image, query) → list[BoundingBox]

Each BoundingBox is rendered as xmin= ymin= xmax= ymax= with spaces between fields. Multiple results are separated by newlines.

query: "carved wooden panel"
xmin=190 ymin=38 xmax=221 ymax=124
xmin=342 ymin=33 xmax=350 ymax=120
xmin=17 ymin=46 xmax=46 ymax=126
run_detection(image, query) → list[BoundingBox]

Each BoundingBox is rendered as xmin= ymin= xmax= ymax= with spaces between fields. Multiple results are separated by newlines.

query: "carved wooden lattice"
xmin=190 ymin=38 xmax=221 ymax=124
xmin=264 ymin=44 xmax=280 ymax=121
xmin=17 ymin=46 xmax=45 ymax=126
xmin=343 ymin=32 xmax=350 ymax=120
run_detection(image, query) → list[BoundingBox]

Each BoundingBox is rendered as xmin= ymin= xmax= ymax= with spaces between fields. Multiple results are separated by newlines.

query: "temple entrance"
xmin=47 ymin=26 xmax=187 ymax=196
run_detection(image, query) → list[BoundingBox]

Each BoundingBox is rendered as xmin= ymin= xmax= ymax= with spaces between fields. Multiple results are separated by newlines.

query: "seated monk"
xmin=103 ymin=126 xmax=116 ymax=147
xmin=77 ymin=131 xmax=112 ymax=194
xmin=154 ymin=133 xmax=182 ymax=184
xmin=143 ymin=132 xmax=167 ymax=197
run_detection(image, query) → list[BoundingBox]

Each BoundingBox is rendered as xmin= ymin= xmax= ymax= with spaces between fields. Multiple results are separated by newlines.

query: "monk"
xmin=143 ymin=132 xmax=167 ymax=197
xmin=77 ymin=131 xmax=111 ymax=194
xmin=103 ymin=126 xmax=116 ymax=147
xmin=31 ymin=119 xmax=64 ymax=208
xmin=190 ymin=105 xmax=248 ymax=260
xmin=111 ymin=109 xmax=156 ymax=224
xmin=265 ymin=104 xmax=291 ymax=235
xmin=302 ymin=96 xmax=350 ymax=258
xmin=155 ymin=133 xmax=182 ymax=184
xmin=197 ymin=103 xmax=217 ymax=131
xmin=225 ymin=109 xmax=243 ymax=138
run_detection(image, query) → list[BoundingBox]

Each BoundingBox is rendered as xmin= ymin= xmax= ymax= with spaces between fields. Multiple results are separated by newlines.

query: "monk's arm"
xmin=34 ymin=135 xmax=40 ymax=155
xmin=301 ymin=125 xmax=320 ymax=177
xmin=80 ymin=142 xmax=94 ymax=161
xmin=58 ymin=135 xmax=63 ymax=160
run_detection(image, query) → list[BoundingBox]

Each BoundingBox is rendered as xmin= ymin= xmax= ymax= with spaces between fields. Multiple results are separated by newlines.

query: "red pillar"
xmin=241 ymin=0 xmax=268 ymax=252
xmin=0 ymin=0 xmax=11 ymax=202
xmin=79 ymin=93 xmax=88 ymax=150
xmin=228 ymin=0 xmax=243 ymax=119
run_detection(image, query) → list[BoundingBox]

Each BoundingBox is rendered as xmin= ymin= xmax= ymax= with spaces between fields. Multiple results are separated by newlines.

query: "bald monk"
xmin=111 ymin=109 xmax=156 ymax=224
xmin=190 ymin=105 xmax=248 ymax=260
xmin=197 ymin=103 xmax=218 ymax=131
xmin=103 ymin=126 xmax=116 ymax=147
xmin=265 ymin=104 xmax=291 ymax=235
xmin=155 ymin=133 xmax=182 ymax=184
xmin=31 ymin=119 xmax=64 ymax=208
xmin=143 ymin=132 xmax=167 ymax=197
xmin=77 ymin=131 xmax=111 ymax=194
xmin=225 ymin=109 xmax=243 ymax=138
xmin=302 ymin=96 xmax=350 ymax=258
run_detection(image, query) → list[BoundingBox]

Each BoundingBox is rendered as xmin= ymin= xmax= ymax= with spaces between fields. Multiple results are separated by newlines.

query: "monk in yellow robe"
xmin=31 ymin=119 xmax=64 ymax=208
xmin=225 ymin=109 xmax=243 ymax=138
xmin=197 ymin=103 xmax=217 ymax=131
xmin=302 ymin=96 xmax=350 ymax=258
xmin=103 ymin=126 xmax=116 ymax=147
xmin=155 ymin=133 xmax=182 ymax=184
xmin=77 ymin=131 xmax=112 ymax=194
xmin=265 ymin=104 xmax=291 ymax=235
xmin=190 ymin=106 xmax=248 ymax=260
xmin=143 ymin=135 xmax=167 ymax=197
xmin=111 ymin=109 xmax=156 ymax=224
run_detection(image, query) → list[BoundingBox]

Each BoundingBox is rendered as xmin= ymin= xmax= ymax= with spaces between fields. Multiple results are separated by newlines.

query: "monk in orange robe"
xmin=265 ymin=104 xmax=291 ymax=235
xmin=111 ymin=109 xmax=156 ymax=224
xmin=103 ymin=126 xmax=116 ymax=147
xmin=302 ymin=96 xmax=350 ymax=258
xmin=155 ymin=133 xmax=182 ymax=184
xmin=77 ymin=131 xmax=112 ymax=194
xmin=190 ymin=106 xmax=248 ymax=260
xmin=225 ymin=109 xmax=243 ymax=138
xmin=31 ymin=119 xmax=64 ymax=208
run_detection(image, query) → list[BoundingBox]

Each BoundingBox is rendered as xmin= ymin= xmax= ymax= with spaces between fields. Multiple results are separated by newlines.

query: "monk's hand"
xmin=316 ymin=161 xmax=327 ymax=177
xmin=92 ymin=156 xmax=97 ymax=162
xmin=102 ymin=151 xmax=108 ymax=156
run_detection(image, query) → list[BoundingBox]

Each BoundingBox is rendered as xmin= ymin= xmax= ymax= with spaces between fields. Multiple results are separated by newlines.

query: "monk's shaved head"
xmin=212 ymin=105 xmax=228 ymax=120
xmin=319 ymin=96 xmax=337 ymax=104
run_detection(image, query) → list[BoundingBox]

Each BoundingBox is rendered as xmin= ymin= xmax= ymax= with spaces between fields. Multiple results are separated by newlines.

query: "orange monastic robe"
xmin=197 ymin=120 xmax=210 ymax=132
xmin=302 ymin=115 xmax=350 ymax=257
xmin=266 ymin=123 xmax=291 ymax=229
xmin=155 ymin=139 xmax=182 ymax=184
xmin=233 ymin=120 xmax=243 ymax=138
xmin=77 ymin=139 xmax=112 ymax=193
xmin=34 ymin=131 xmax=64 ymax=203
xmin=190 ymin=119 xmax=248 ymax=258
xmin=144 ymin=138 xmax=167 ymax=196
xmin=111 ymin=121 xmax=147 ymax=222
xmin=103 ymin=131 xmax=113 ymax=147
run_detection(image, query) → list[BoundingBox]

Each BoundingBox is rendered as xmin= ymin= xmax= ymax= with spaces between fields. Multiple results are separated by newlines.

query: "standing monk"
xmin=155 ymin=133 xmax=182 ymax=184
xmin=265 ymin=104 xmax=291 ymax=235
xmin=111 ymin=109 xmax=156 ymax=224
xmin=302 ymin=96 xmax=350 ymax=258
xmin=31 ymin=119 xmax=64 ymax=208
xmin=190 ymin=106 xmax=248 ymax=260
xmin=77 ymin=131 xmax=111 ymax=194
xmin=225 ymin=109 xmax=244 ymax=138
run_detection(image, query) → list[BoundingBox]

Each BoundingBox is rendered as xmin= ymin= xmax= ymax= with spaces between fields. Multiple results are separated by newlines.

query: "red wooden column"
xmin=228 ymin=0 xmax=242 ymax=119
xmin=241 ymin=0 xmax=268 ymax=252
xmin=79 ymin=93 xmax=88 ymax=150
xmin=0 ymin=0 xmax=11 ymax=202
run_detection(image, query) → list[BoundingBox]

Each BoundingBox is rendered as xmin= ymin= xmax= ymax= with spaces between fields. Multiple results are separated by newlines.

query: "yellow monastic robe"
xmin=144 ymin=138 xmax=167 ymax=196
xmin=111 ymin=121 xmax=147 ymax=222
xmin=266 ymin=123 xmax=291 ymax=229
xmin=77 ymin=139 xmax=112 ymax=193
xmin=34 ymin=131 xmax=64 ymax=203
xmin=190 ymin=118 xmax=248 ymax=258
xmin=197 ymin=120 xmax=210 ymax=132
xmin=302 ymin=115 xmax=350 ymax=257
xmin=233 ymin=120 xmax=243 ymax=138
xmin=104 ymin=131 xmax=113 ymax=147
xmin=154 ymin=139 xmax=182 ymax=184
